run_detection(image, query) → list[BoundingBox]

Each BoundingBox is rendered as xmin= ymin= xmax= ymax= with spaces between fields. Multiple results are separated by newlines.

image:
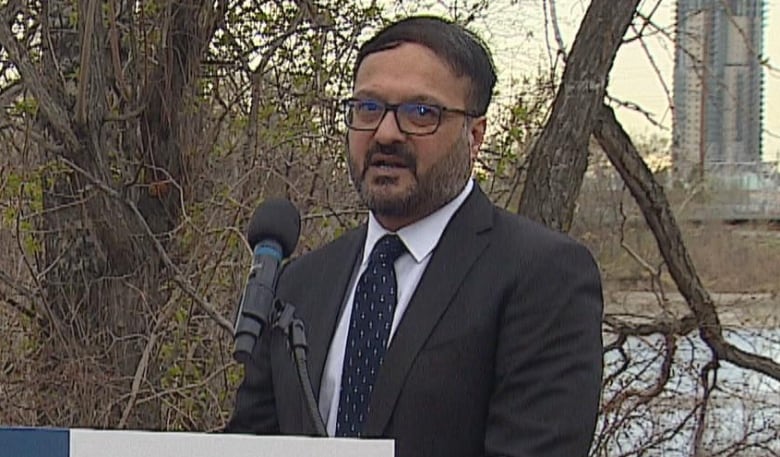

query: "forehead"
xmin=353 ymin=42 xmax=469 ymax=105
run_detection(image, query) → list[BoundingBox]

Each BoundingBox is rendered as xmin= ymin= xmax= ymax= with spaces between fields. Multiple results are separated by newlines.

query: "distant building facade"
xmin=672 ymin=0 xmax=765 ymax=178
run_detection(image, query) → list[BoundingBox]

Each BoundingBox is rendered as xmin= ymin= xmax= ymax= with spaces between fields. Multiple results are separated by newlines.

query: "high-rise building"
xmin=672 ymin=0 xmax=765 ymax=177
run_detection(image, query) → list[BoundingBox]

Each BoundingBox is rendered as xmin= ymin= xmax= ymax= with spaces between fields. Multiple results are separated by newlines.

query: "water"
xmin=596 ymin=328 xmax=779 ymax=456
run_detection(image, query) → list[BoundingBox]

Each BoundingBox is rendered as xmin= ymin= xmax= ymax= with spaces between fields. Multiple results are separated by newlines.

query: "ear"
xmin=467 ymin=116 xmax=487 ymax=161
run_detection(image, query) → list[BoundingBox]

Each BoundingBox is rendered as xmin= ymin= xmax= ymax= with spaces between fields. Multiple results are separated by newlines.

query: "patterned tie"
xmin=336 ymin=234 xmax=407 ymax=437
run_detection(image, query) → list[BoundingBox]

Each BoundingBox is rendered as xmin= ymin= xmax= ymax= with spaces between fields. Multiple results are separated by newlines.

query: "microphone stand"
xmin=272 ymin=300 xmax=327 ymax=437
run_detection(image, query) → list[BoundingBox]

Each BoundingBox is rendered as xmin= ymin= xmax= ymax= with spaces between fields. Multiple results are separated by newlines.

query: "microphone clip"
xmin=272 ymin=298 xmax=295 ymax=331
xmin=272 ymin=299 xmax=309 ymax=351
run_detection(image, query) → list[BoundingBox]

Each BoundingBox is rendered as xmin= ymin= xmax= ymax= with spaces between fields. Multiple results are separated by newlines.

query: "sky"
xmin=602 ymin=0 xmax=780 ymax=163
xmin=395 ymin=0 xmax=779 ymax=163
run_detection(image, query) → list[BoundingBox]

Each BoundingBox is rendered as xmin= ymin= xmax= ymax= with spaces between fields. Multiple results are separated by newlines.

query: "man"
xmin=226 ymin=15 xmax=603 ymax=457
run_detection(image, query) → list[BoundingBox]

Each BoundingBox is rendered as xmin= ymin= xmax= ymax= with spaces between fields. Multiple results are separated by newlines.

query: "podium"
xmin=0 ymin=427 xmax=394 ymax=457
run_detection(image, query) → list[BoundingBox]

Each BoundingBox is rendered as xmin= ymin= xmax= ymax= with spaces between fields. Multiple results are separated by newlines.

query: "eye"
xmin=355 ymin=100 xmax=383 ymax=112
xmin=401 ymin=103 xmax=441 ymax=126
xmin=409 ymin=104 xmax=437 ymax=118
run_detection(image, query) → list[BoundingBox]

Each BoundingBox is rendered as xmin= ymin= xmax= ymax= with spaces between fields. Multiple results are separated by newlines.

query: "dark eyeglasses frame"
xmin=341 ymin=98 xmax=479 ymax=136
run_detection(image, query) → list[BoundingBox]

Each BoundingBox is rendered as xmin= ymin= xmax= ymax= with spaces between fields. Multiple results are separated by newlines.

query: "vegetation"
xmin=1 ymin=0 xmax=777 ymax=454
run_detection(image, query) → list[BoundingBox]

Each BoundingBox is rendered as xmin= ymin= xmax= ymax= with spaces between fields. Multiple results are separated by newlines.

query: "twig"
xmin=692 ymin=360 xmax=718 ymax=455
xmin=0 ymin=289 xmax=40 ymax=322
xmin=620 ymin=241 xmax=658 ymax=277
xmin=547 ymin=0 xmax=567 ymax=61
xmin=104 ymin=103 xmax=148 ymax=122
xmin=74 ymin=0 xmax=99 ymax=125
xmin=630 ymin=20 xmax=674 ymax=117
xmin=118 ymin=332 xmax=157 ymax=427
xmin=601 ymin=334 xmax=677 ymax=413
xmin=0 ymin=268 xmax=37 ymax=300
xmin=605 ymin=94 xmax=668 ymax=130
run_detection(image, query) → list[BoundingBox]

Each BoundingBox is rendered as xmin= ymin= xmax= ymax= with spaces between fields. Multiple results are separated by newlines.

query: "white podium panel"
xmin=0 ymin=428 xmax=394 ymax=457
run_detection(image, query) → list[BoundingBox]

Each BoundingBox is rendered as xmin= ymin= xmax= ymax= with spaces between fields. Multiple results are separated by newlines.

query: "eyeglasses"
xmin=341 ymin=98 xmax=477 ymax=136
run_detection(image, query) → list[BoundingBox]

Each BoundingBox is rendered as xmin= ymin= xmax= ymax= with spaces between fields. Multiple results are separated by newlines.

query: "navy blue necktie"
xmin=336 ymin=234 xmax=407 ymax=437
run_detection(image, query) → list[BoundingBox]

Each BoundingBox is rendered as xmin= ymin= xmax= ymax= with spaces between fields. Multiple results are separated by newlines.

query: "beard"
xmin=348 ymin=132 xmax=472 ymax=221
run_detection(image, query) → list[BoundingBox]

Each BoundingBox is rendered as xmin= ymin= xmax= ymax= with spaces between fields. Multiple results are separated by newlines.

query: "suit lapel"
xmin=306 ymin=226 xmax=366 ymax=398
xmin=363 ymin=187 xmax=494 ymax=436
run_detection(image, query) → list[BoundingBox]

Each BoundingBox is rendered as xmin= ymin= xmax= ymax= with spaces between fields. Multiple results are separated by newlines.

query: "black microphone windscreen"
xmin=246 ymin=198 xmax=301 ymax=257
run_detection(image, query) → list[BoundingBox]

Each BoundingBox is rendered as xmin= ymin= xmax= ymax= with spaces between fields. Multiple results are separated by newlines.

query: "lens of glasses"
xmin=344 ymin=100 xmax=442 ymax=135
xmin=348 ymin=100 xmax=385 ymax=128
xmin=398 ymin=104 xmax=441 ymax=130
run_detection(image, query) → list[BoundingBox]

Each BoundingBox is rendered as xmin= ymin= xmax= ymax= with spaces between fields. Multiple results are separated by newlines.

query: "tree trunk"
xmin=517 ymin=0 xmax=640 ymax=231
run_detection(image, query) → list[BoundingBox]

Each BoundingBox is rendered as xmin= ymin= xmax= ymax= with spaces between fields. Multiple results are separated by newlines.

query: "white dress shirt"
xmin=318 ymin=179 xmax=475 ymax=436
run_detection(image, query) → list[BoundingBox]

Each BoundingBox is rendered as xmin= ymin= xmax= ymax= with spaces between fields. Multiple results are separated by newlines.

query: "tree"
xmin=0 ymin=0 xmax=231 ymax=427
xmin=519 ymin=0 xmax=779 ymax=454
xmin=0 ymin=0 xmax=380 ymax=428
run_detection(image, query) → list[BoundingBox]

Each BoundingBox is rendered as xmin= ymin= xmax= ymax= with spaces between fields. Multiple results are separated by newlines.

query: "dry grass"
xmin=684 ymin=223 xmax=780 ymax=293
xmin=568 ymin=181 xmax=779 ymax=328
xmin=585 ymin=221 xmax=780 ymax=295
xmin=571 ymin=177 xmax=780 ymax=296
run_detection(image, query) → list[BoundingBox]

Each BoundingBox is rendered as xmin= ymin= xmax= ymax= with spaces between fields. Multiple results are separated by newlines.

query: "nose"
xmin=373 ymin=109 xmax=406 ymax=144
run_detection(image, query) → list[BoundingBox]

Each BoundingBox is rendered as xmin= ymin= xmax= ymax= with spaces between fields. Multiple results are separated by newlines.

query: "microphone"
xmin=233 ymin=198 xmax=300 ymax=364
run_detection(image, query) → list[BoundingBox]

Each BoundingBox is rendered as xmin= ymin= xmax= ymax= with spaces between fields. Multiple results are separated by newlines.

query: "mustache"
xmin=364 ymin=143 xmax=416 ymax=170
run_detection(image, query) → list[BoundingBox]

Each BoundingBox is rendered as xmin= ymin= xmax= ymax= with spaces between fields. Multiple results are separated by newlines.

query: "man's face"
xmin=347 ymin=42 xmax=486 ymax=231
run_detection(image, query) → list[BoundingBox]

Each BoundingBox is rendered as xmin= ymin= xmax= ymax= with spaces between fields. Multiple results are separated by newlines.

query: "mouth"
xmin=368 ymin=154 xmax=410 ymax=170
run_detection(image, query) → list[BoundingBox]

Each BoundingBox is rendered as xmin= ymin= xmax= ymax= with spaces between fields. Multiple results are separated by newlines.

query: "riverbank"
xmin=604 ymin=291 xmax=779 ymax=328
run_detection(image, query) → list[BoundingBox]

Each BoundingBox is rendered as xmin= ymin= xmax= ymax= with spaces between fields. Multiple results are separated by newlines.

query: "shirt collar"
xmin=362 ymin=179 xmax=475 ymax=265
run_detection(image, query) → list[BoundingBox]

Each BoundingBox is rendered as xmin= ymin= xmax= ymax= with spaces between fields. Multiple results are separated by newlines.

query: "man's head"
xmin=355 ymin=16 xmax=497 ymax=116
xmin=345 ymin=16 xmax=497 ymax=231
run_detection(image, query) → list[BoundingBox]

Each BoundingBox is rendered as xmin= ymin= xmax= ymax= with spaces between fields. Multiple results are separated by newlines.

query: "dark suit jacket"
xmin=226 ymin=186 xmax=603 ymax=457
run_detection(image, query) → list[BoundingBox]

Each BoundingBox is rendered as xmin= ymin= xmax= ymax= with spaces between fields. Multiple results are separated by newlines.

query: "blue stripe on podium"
xmin=0 ymin=428 xmax=69 ymax=457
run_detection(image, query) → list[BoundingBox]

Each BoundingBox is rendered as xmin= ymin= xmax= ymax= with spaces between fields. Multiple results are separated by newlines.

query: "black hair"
xmin=354 ymin=15 xmax=498 ymax=116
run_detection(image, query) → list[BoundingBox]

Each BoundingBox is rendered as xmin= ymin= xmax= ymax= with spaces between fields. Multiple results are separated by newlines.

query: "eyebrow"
xmin=351 ymin=91 xmax=444 ymax=106
xmin=404 ymin=95 xmax=443 ymax=105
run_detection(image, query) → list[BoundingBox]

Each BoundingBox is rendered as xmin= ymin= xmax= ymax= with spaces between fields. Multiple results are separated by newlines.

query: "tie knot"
xmin=369 ymin=234 xmax=407 ymax=265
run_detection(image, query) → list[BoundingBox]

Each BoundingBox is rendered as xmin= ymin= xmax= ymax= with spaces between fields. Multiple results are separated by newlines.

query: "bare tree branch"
xmin=0 ymin=82 xmax=24 ymax=108
xmin=0 ymin=9 xmax=79 ymax=151
xmin=605 ymin=93 xmax=668 ymax=130
xmin=546 ymin=0 xmax=567 ymax=60
xmin=0 ymin=269 xmax=37 ymax=301
xmin=118 ymin=332 xmax=157 ymax=428
xmin=605 ymin=313 xmax=698 ymax=338
xmin=74 ymin=0 xmax=99 ymax=125
xmin=594 ymin=104 xmax=780 ymax=381
xmin=0 ymin=287 xmax=41 ymax=322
